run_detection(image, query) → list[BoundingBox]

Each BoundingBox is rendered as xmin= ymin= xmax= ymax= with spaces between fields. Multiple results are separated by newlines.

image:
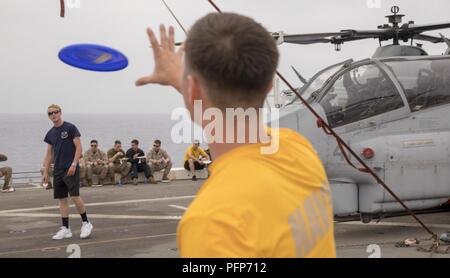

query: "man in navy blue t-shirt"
xmin=42 ymin=104 xmax=93 ymax=240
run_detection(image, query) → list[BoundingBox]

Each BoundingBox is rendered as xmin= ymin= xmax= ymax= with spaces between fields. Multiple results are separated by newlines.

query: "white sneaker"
xmin=1 ymin=187 xmax=15 ymax=193
xmin=440 ymin=232 xmax=450 ymax=243
xmin=80 ymin=222 xmax=93 ymax=239
xmin=52 ymin=226 xmax=72 ymax=240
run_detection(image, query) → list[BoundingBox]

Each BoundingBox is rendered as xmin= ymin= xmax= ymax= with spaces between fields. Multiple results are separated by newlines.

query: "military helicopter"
xmin=271 ymin=6 xmax=450 ymax=222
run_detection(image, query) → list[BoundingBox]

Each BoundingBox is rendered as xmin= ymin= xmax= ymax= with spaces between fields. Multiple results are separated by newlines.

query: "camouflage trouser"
xmin=83 ymin=165 xmax=109 ymax=183
xmin=108 ymin=162 xmax=131 ymax=183
xmin=0 ymin=167 xmax=12 ymax=189
xmin=149 ymin=161 xmax=172 ymax=177
xmin=79 ymin=165 xmax=87 ymax=185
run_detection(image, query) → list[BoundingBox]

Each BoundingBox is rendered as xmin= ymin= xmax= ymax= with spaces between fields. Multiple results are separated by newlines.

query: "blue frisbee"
xmin=58 ymin=44 xmax=128 ymax=72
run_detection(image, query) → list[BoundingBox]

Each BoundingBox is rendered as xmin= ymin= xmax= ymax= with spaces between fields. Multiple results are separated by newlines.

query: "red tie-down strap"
xmin=60 ymin=0 xmax=65 ymax=17
xmin=316 ymin=119 xmax=369 ymax=173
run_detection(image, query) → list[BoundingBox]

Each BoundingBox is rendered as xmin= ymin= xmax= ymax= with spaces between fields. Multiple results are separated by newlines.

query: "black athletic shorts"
xmin=184 ymin=160 xmax=205 ymax=171
xmin=53 ymin=167 xmax=80 ymax=199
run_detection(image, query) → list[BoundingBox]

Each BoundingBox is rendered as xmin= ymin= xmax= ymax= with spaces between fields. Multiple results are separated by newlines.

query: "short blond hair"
xmin=47 ymin=104 xmax=61 ymax=111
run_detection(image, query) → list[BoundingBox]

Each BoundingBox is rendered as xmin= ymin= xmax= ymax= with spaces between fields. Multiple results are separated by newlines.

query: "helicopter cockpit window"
xmin=320 ymin=64 xmax=404 ymax=128
xmin=298 ymin=64 xmax=347 ymax=104
xmin=385 ymin=59 xmax=450 ymax=112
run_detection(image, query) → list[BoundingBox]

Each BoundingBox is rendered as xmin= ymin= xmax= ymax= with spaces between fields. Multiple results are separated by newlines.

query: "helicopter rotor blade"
xmin=283 ymin=32 xmax=344 ymax=40
xmin=271 ymin=18 xmax=450 ymax=49
xmin=339 ymin=29 xmax=399 ymax=43
xmin=283 ymin=37 xmax=332 ymax=44
xmin=274 ymin=32 xmax=345 ymax=44
xmin=340 ymin=29 xmax=394 ymax=38
xmin=280 ymin=29 xmax=392 ymax=45
xmin=413 ymin=33 xmax=445 ymax=43
xmin=330 ymin=35 xmax=380 ymax=44
xmin=404 ymin=22 xmax=450 ymax=33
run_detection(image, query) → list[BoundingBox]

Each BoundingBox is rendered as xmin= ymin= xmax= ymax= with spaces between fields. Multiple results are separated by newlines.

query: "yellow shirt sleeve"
xmin=198 ymin=148 xmax=207 ymax=158
xmin=178 ymin=207 xmax=258 ymax=258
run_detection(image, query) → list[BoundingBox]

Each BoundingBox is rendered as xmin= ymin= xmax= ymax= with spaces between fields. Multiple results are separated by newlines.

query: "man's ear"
xmin=266 ymin=80 xmax=274 ymax=95
xmin=185 ymin=74 xmax=194 ymax=107
xmin=268 ymin=80 xmax=274 ymax=91
xmin=188 ymin=74 xmax=204 ymax=104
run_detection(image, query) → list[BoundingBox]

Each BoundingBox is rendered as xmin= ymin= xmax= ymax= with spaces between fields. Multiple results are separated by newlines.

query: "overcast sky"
xmin=1 ymin=0 xmax=450 ymax=114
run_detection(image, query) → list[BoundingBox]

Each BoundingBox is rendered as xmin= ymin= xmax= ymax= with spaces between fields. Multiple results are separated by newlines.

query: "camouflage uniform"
xmin=0 ymin=154 xmax=12 ymax=190
xmin=147 ymin=148 xmax=172 ymax=179
xmin=79 ymin=156 xmax=87 ymax=186
xmin=82 ymin=148 xmax=109 ymax=186
xmin=107 ymin=148 xmax=131 ymax=183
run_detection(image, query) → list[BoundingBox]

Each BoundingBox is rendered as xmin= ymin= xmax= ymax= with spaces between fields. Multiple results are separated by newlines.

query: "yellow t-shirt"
xmin=177 ymin=128 xmax=336 ymax=258
xmin=184 ymin=146 xmax=208 ymax=161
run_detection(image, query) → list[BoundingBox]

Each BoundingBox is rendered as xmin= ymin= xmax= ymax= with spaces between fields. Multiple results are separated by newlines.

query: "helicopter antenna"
xmin=386 ymin=6 xmax=404 ymax=45
xmin=290 ymin=66 xmax=308 ymax=84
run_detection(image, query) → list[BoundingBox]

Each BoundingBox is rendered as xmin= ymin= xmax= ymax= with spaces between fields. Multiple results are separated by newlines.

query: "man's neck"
xmin=208 ymin=142 xmax=245 ymax=161
xmin=206 ymin=119 xmax=267 ymax=162
xmin=53 ymin=120 xmax=64 ymax=128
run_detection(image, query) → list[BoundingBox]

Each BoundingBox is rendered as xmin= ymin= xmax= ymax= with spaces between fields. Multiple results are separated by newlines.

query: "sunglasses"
xmin=91 ymin=145 xmax=98 ymax=147
xmin=47 ymin=111 xmax=60 ymax=116
xmin=153 ymin=145 xmax=160 ymax=148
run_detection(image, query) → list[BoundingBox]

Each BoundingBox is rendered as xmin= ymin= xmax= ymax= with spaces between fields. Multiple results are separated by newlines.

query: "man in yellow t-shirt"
xmin=136 ymin=13 xmax=336 ymax=257
xmin=178 ymin=129 xmax=335 ymax=257
xmin=183 ymin=140 xmax=210 ymax=181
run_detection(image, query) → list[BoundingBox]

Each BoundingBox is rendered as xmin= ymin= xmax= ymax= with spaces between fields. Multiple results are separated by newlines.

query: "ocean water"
xmin=0 ymin=114 xmax=201 ymax=173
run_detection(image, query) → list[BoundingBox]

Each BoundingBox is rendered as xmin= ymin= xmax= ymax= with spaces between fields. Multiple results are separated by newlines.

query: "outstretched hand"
xmin=135 ymin=25 xmax=184 ymax=93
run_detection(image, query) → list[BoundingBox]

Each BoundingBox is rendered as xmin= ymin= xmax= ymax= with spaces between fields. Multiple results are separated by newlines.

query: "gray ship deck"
xmin=0 ymin=181 xmax=449 ymax=258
